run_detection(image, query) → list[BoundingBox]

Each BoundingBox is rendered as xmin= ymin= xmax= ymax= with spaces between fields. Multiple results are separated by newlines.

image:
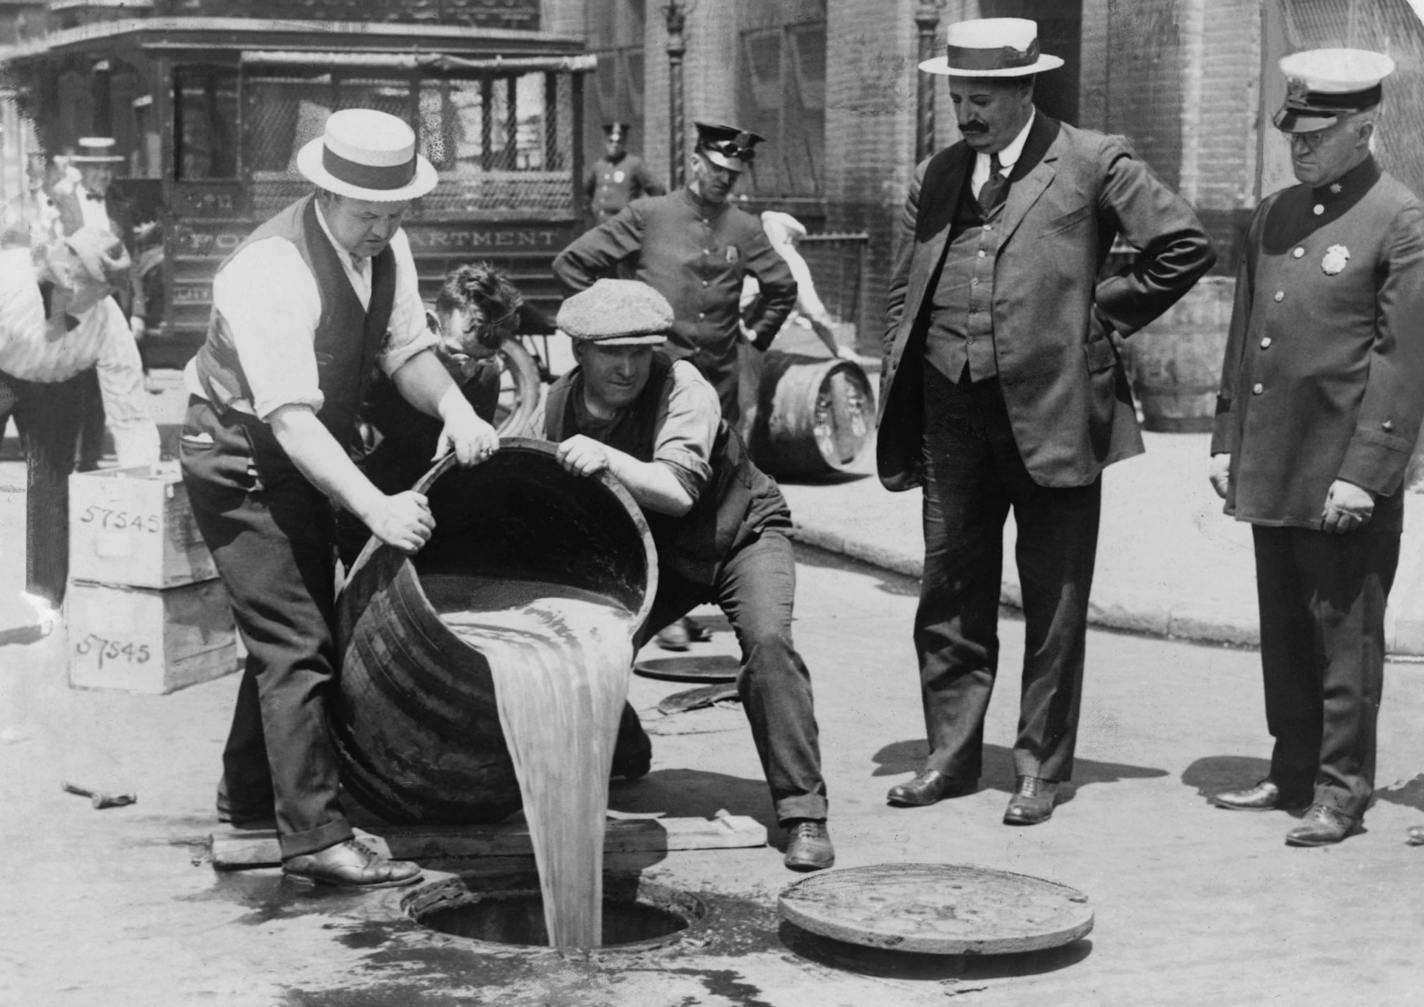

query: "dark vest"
xmin=192 ymin=195 xmax=396 ymax=467
xmin=543 ymin=352 xmax=774 ymax=585
xmin=924 ymin=172 xmax=1003 ymax=382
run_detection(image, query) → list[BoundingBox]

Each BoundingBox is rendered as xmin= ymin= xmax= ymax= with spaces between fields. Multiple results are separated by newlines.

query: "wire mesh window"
xmin=736 ymin=22 xmax=827 ymax=199
xmin=174 ymin=65 xmax=240 ymax=181
xmin=240 ymin=68 xmax=576 ymax=217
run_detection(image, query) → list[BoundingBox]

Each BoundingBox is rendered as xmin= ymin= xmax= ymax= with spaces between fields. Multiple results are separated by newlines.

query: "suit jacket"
xmin=1211 ymin=157 xmax=1424 ymax=527
xmin=877 ymin=113 xmax=1215 ymax=490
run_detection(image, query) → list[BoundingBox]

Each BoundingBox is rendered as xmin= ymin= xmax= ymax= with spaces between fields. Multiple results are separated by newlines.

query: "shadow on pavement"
xmin=1181 ymin=754 xmax=1272 ymax=801
xmin=871 ymin=740 xmax=1168 ymax=797
xmin=1371 ymin=772 xmax=1424 ymax=813
xmin=779 ymin=922 xmax=1093 ymax=980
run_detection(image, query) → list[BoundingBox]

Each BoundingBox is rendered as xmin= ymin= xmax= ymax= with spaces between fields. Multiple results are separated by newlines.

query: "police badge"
xmin=1321 ymin=244 xmax=1349 ymax=275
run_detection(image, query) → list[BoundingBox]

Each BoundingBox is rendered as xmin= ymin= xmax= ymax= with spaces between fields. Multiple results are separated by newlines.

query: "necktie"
xmin=978 ymin=153 xmax=1008 ymax=214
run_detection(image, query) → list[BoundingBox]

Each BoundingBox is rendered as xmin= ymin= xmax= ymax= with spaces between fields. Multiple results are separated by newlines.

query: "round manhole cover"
xmin=633 ymin=654 xmax=740 ymax=683
xmin=778 ymin=863 xmax=1093 ymax=955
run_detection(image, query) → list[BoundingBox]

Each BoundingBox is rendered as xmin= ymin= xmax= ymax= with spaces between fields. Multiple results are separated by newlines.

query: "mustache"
xmin=960 ymin=122 xmax=988 ymax=134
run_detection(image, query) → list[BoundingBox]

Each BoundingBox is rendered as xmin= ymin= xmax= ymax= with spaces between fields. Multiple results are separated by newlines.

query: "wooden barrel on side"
xmin=331 ymin=439 xmax=656 ymax=824
xmin=1127 ymin=276 xmax=1235 ymax=433
xmin=749 ymin=351 xmax=875 ymax=478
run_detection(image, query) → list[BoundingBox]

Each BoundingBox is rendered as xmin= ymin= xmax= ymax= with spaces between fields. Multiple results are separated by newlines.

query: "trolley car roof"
xmin=0 ymin=16 xmax=590 ymax=64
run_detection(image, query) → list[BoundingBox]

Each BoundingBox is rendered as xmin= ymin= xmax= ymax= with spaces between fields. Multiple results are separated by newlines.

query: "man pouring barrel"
xmin=536 ymin=278 xmax=834 ymax=872
xmin=180 ymin=108 xmax=498 ymax=888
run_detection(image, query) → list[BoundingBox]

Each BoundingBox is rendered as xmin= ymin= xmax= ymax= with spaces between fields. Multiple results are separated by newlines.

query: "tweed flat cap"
xmin=557 ymin=279 xmax=672 ymax=346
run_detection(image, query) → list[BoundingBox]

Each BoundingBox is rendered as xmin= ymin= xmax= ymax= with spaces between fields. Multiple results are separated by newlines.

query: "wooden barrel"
xmin=331 ymin=438 xmax=656 ymax=825
xmin=1127 ymin=277 xmax=1234 ymax=433
xmin=749 ymin=351 xmax=875 ymax=478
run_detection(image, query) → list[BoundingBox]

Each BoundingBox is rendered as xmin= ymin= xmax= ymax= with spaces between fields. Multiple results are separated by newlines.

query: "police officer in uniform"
xmin=583 ymin=123 xmax=664 ymax=225
xmin=1208 ymin=50 xmax=1424 ymax=846
xmin=554 ymin=121 xmax=797 ymax=427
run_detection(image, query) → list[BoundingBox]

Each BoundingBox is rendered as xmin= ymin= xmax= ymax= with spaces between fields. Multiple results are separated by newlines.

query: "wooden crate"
xmin=69 ymin=463 xmax=216 ymax=589
xmin=66 ymin=579 xmax=238 ymax=694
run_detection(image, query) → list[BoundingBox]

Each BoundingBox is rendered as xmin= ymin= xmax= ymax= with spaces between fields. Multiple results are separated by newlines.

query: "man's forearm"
xmin=269 ymin=405 xmax=384 ymax=520
xmin=391 ymin=348 xmax=460 ymax=419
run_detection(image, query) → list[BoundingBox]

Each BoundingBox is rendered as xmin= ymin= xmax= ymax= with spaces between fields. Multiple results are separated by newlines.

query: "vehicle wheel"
xmin=493 ymin=338 xmax=543 ymax=437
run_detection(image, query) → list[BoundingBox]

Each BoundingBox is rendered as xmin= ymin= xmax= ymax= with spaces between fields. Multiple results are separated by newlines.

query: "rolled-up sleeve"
xmin=653 ymin=360 xmax=720 ymax=502
xmin=378 ymin=230 xmax=438 ymax=376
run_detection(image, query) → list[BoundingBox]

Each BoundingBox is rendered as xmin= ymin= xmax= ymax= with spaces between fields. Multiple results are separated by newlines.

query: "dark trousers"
xmin=179 ymin=399 xmax=352 ymax=858
xmin=915 ymin=366 xmax=1101 ymax=783
xmin=621 ymin=527 xmax=828 ymax=824
xmin=0 ymin=371 xmax=86 ymax=606
xmin=76 ymin=367 xmax=106 ymax=472
xmin=1252 ymin=504 xmax=1402 ymax=819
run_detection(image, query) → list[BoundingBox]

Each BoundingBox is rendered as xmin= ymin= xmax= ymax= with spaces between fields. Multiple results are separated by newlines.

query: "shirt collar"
xmin=982 ymin=109 xmax=1036 ymax=173
xmin=313 ymin=198 xmax=363 ymax=268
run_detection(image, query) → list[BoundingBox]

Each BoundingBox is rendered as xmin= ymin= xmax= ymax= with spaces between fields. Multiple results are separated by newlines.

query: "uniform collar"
xmin=1313 ymin=155 xmax=1379 ymax=202
xmin=679 ymin=185 xmax=729 ymax=214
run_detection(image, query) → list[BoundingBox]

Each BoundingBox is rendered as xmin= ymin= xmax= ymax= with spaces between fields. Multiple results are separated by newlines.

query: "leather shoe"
xmin=1003 ymin=776 xmax=1059 ymax=825
xmin=783 ymin=820 xmax=835 ymax=872
xmin=611 ymin=741 xmax=652 ymax=781
xmin=282 ymin=836 xmax=422 ymax=889
xmin=1209 ymin=779 xmax=1309 ymax=812
xmin=1285 ymin=804 xmax=1359 ymax=847
xmin=886 ymin=769 xmax=973 ymax=807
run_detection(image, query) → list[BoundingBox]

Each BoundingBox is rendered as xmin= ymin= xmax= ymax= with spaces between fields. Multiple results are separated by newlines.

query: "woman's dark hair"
xmin=435 ymin=262 xmax=524 ymax=350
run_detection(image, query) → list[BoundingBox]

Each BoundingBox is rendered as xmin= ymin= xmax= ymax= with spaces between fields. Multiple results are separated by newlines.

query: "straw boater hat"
xmin=1274 ymin=48 xmax=1395 ymax=133
xmin=295 ymin=108 xmax=437 ymax=202
xmin=557 ymin=279 xmax=671 ymax=347
xmin=919 ymin=17 xmax=1064 ymax=77
xmin=69 ymin=137 xmax=124 ymax=165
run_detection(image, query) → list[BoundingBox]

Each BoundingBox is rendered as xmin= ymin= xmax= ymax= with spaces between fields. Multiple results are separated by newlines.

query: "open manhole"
xmin=405 ymin=874 xmax=706 ymax=952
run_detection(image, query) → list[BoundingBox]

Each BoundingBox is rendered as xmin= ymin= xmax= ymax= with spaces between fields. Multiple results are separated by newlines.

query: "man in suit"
xmin=583 ymin=123 xmax=665 ymax=225
xmin=1207 ymin=50 xmax=1424 ymax=846
xmin=877 ymin=17 xmax=1214 ymax=825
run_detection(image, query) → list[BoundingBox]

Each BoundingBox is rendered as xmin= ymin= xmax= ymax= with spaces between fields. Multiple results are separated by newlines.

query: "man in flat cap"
xmin=180 ymin=108 xmax=498 ymax=889
xmin=583 ymin=123 xmax=664 ymax=226
xmin=536 ymin=278 xmax=834 ymax=872
xmin=1208 ymin=49 xmax=1424 ymax=846
xmin=554 ymin=120 xmax=797 ymax=429
xmin=878 ymin=17 xmax=1214 ymax=825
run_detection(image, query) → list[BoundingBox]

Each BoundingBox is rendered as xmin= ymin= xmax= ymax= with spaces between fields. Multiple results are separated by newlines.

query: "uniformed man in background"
xmin=554 ymin=121 xmax=797 ymax=428
xmin=1208 ymin=49 xmax=1424 ymax=846
xmin=583 ymin=122 xmax=664 ymax=225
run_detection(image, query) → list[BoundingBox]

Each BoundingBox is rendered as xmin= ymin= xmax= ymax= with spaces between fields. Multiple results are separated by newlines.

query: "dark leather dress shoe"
xmin=886 ymin=769 xmax=972 ymax=807
xmin=283 ymin=837 xmax=422 ymax=889
xmin=611 ymin=741 xmax=652 ymax=781
xmin=1285 ymin=804 xmax=1359 ymax=847
xmin=783 ymin=820 xmax=835 ymax=872
xmin=1209 ymin=779 xmax=1309 ymax=812
xmin=1003 ymin=776 xmax=1059 ymax=825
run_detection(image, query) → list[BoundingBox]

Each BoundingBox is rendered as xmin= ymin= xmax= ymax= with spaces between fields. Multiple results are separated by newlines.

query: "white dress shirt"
xmin=0 ymin=247 xmax=160 ymax=466
xmin=971 ymin=110 xmax=1035 ymax=200
xmin=185 ymin=200 xmax=436 ymax=421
